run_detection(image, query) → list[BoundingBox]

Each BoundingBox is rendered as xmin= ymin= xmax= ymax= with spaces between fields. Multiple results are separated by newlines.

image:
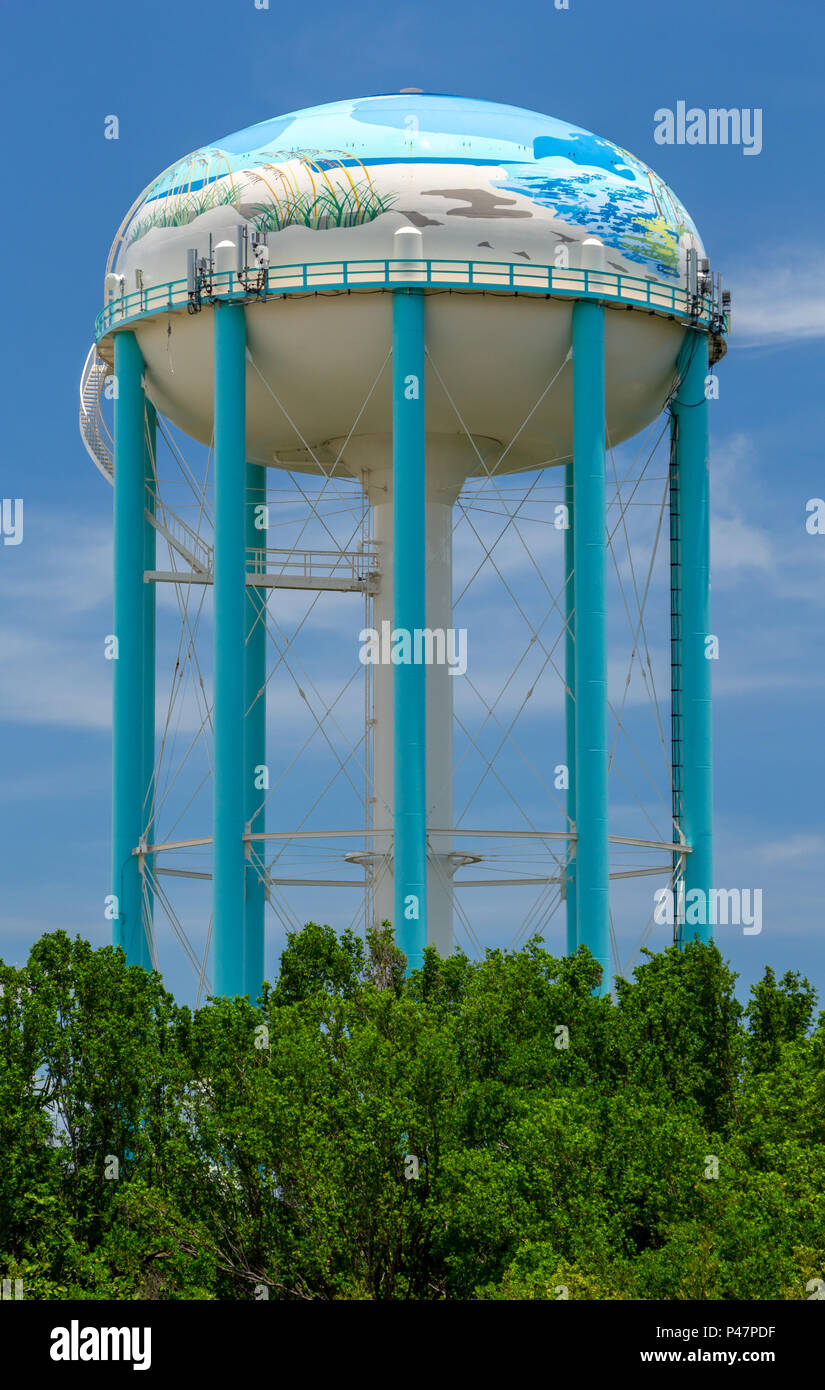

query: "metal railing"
xmin=96 ymin=258 xmax=723 ymax=339
xmin=79 ymin=345 xmax=115 ymax=480
xmin=152 ymin=496 xmax=213 ymax=574
xmin=246 ymin=545 xmax=380 ymax=588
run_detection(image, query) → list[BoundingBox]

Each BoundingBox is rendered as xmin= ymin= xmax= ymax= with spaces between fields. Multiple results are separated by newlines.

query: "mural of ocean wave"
xmin=494 ymin=166 xmax=697 ymax=277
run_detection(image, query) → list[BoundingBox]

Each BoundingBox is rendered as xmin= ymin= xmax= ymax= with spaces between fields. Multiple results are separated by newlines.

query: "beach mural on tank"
xmin=115 ymin=95 xmax=702 ymax=287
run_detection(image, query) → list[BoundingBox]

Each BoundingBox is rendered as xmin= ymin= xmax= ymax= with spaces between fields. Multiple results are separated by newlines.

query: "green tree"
xmin=1 ymin=927 xmax=823 ymax=1301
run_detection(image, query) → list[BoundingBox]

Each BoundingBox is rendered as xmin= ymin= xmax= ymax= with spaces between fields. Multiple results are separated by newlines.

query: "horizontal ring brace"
xmin=155 ymin=868 xmax=365 ymax=886
xmin=140 ymin=829 xmax=690 ymax=855
xmin=155 ymin=867 xmax=671 ymax=886
xmin=456 ymin=866 xmax=672 ymax=885
xmin=457 ymin=876 xmax=563 ymax=887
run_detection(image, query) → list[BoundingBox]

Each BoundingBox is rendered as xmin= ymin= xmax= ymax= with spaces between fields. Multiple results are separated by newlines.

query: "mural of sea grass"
xmin=128 ymin=149 xmax=397 ymax=244
xmin=127 ymin=180 xmax=242 ymax=241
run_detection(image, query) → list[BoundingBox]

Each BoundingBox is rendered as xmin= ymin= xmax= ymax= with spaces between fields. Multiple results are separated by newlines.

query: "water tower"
xmin=80 ymin=93 xmax=727 ymax=997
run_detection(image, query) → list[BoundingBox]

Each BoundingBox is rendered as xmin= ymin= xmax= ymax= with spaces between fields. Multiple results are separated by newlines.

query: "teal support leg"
xmin=564 ymin=458 xmax=577 ymax=956
xmin=213 ymin=302 xmax=247 ymax=996
xmin=112 ymin=330 xmax=150 ymax=968
xmin=142 ymin=401 xmax=157 ymax=952
xmin=572 ymin=300 xmax=610 ymax=994
xmin=392 ymin=288 xmax=427 ymax=971
xmin=673 ymin=329 xmax=713 ymax=945
xmin=244 ymin=460 xmax=267 ymax=998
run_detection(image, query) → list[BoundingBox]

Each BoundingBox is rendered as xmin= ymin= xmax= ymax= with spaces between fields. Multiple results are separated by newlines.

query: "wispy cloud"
xmin=712 ymin=513 xmax=774 ymax=573
xmin=755 ymin=833 xmax=825 ymax=866
xmin=0 ymin=625 xmax=113 ymax=730
xmin=709 ymin=431 xmax=825 ymax=603
xmin=727 ymin=250 xmax=825 ymax=347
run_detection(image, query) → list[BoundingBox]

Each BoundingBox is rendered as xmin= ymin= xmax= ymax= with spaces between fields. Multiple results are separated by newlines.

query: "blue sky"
xmin=0 ymin=0 xmax=823 ymax=1006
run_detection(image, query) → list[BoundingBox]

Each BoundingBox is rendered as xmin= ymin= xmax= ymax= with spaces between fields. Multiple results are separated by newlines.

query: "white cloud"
xmin=727 ymin=252 xmax=825 ymax=347
xmin=754 ymin=833 xmax=825 ymax=866
xmin=2 ymin=514 xmax=112 ymax=615
xmin=0 ymin=625 xmax=113 ymax=730
xmin=713 ymin=668 xmax=825 ymax=696
xmin=712 ymin=514 xmax=774 ymax=573
xmin=708 ymin=431 xmax=824 ymax=602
